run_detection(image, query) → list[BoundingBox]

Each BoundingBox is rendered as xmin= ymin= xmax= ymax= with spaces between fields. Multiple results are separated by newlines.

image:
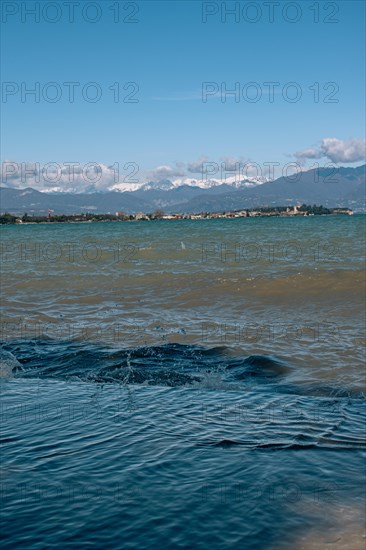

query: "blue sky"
xmin=1 ymin=0 xmax=365 ymax=188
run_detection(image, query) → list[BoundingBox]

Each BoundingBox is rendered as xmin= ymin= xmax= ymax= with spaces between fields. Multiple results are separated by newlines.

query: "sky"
xmin=1 ymin=0 xmax=365 ymax=190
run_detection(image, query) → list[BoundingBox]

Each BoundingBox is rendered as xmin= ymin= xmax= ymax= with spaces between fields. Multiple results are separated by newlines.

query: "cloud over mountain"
xmin=2 ymin=139 xmax=365 ymax=194
xmin=0 ymin=161 xmax=118 ymax=193
xmin=146 ymin=165 xmax=186 ymax=181
xmin=295 ymin=138 xmax=366 ymax=164
xmin=0 ymin=158 xmax=266 ymax=193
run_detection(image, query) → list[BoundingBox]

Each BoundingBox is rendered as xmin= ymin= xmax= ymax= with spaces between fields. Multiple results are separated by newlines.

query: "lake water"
xmin=1 ymin=216 xmax=365 ymax=549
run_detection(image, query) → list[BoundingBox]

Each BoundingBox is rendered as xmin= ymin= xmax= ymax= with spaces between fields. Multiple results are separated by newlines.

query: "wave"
xmin=1 ymin=341 xmax=365 ymax=401
xmin=196 ymin=438 xmax=366 ymax=451
xmin=1 ymin=341 xmax=284 ymax=385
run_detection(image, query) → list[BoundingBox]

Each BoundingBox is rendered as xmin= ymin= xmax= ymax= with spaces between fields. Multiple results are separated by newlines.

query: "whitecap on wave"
xmin=0 ymin=348 xmax=22 ymax=378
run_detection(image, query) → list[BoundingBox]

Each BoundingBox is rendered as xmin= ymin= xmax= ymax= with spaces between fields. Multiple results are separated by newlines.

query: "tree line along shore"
xmin=0 ymin=205 xmax=353 ymax=224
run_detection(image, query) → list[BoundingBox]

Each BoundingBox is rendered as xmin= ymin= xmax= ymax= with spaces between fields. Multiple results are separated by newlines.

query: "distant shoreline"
xmin=0 ymin=205 xmax=355 ymax=225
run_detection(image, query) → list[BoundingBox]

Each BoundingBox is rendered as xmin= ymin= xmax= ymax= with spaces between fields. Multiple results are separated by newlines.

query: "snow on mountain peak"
xmin=108 ymin=175 xmax=267 ymax=193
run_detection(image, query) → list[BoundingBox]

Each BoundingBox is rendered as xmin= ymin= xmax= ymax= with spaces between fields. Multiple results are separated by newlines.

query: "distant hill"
xmin=0 ymin=187 xmax=151 ymax=215
xmin=172 ymin=165 xmax=366 ymax=213
xmin=1 ymin=165 xmax=365 ymax=214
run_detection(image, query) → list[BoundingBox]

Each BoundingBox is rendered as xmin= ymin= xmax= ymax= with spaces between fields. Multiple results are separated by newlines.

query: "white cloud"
xmin=220 ymin=156 xmax=247 ymax=172
xmin=0 ymin=161 xmax=121 ymax=193
xmin=186 ymin=157 xmax=209 ymax=174
xmin=294 ymin=148 xmax=322 ymax=161
xmin=295 ymin=138 xmax=366 ymax=164
xmin=320 ymin=138 xmax=366 ymax=163
xmin=186 ymin=156 xmax=252 ymax=175
xmin=146 ymin=165 xmax=186 ymax=181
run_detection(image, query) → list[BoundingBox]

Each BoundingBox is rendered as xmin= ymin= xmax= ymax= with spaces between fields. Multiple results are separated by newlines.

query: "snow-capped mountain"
xmin=109 ymin=174 xmax=268 ymax=193
xmin=1 ymin=165 xmax=365 ymax=215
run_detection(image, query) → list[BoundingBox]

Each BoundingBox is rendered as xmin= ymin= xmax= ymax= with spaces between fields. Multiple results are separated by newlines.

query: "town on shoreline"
xmin=0 ymin=204 xmax=354 ymax=224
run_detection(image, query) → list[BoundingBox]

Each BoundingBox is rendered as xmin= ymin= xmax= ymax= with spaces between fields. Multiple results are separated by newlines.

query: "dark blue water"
xmin=1 ymin=342 xmax=365 ymax=549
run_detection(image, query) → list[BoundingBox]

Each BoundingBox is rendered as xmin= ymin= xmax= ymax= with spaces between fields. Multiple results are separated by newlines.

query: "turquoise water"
xmin=1 ymin=216 xmax=365 ymax=549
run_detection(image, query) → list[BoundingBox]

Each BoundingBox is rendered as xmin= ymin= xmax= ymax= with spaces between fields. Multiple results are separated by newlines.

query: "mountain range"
xmin=1 ymin=165 xmax=365 ymax=215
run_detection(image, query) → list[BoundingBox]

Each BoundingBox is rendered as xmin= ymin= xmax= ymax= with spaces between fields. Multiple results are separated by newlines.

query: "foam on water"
xmin=0 ymin=348 xmax=22 ymax=378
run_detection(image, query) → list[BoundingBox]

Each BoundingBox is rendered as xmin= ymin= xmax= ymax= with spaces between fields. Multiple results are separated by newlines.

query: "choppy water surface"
xmin=1 ymin=216 xmax=365 ymax=549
